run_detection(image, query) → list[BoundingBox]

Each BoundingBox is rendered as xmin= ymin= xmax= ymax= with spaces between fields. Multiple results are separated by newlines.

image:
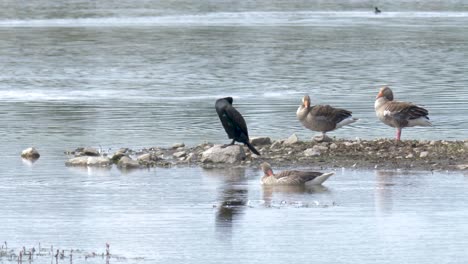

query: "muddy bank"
xmin=65 ymin=137 xmax=468 ymax=171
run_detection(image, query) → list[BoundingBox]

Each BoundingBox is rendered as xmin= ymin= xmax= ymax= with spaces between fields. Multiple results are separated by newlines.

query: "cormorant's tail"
xmin=245 ymin=142 xmax=260 ymax=156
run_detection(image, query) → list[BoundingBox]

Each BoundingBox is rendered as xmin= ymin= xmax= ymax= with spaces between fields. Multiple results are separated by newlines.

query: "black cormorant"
xmin=215 ymin=97 xmax=260 ymax=155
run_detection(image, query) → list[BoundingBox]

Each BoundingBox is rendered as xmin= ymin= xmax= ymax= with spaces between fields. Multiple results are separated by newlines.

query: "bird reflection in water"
xmin=262 ymin=185 xmax=330 ymax=207
xmin=375 ymin=170 xmax=397 ymax=215
xmin=202 ymin=167 xmax=248 ymax=240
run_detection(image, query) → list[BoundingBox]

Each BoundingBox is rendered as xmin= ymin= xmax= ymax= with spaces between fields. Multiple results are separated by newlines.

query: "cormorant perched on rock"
xmin=374 ymin=7 xmax=381 ymax=14
xmin=215 ymin=97 xmax=260 ymax=155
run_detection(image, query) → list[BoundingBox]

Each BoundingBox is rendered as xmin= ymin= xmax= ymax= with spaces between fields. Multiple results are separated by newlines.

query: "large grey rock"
xmin=283 ymin=133 xmax=299 ymax=145
xmin=65 ymin=156 xmax=111 ymax=167
xmin=117 ymin=156 xmax=142 ymax=169
xmin=110 ymin=148 xmax=130 ymax=163
xmin=21 ymin=147 xmax=40 ymax=159
xmin=250 ymin=137 xmax=272 ymax=146
xmin=137 ymin=153 xmax=160 ymax=162
xmin=201 ymin=145 xmax=246 ymax=164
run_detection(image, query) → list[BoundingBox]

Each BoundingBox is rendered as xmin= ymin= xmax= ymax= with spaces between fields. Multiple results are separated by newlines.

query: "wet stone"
xmin=173 ymin=151 xmax=187 ymax=158
xmin=83 ymin=147 xmax=100 ymax=156
xmin=21 ymin=147 xmax=40 ymax=160
xmin=65 ymin=156 xmax=111 ymax=167
xmin=172 ymin=143 xmax=185 ymax=149
xmin=117 ymin=156 xmax=142 ymax=169
xmin=304 ymin=148 xmax=321 ymax=157
xmin=283 ymin=133 xmax=299 ymax=145
xmin=201 ymin=145 xmax=246 ymax=164
xmin=250 ymin=137 xmax=272 ymax=146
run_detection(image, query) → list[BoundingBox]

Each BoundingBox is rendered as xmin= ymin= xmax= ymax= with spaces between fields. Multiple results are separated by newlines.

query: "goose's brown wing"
xmin=275 ymin=170 xmax=324 ymax=184
xmin=311 ymin=105 xmax=352 ymax=123
xmin=384 ymin=101 xmax=429 ymax=126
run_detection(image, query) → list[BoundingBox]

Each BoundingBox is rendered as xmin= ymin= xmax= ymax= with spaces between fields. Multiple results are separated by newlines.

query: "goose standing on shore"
xmin=260 ymin=162 xmax=334 ymax=186
xmin=296 ymin=95 xmax=358 ymax=141
xmin=374 ymin=86 xmax=431 ymax=141
xmin=215 ymin=97 xmax=260 ymax=155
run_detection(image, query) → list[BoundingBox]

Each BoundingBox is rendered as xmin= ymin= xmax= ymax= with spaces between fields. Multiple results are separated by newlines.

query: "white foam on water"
xmin=0 ymin=11 xmax=467 ymax=27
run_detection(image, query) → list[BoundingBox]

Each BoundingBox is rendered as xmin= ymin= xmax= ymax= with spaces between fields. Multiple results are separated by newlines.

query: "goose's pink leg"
xmin=396 ymin=128 xmax=402 ymax=141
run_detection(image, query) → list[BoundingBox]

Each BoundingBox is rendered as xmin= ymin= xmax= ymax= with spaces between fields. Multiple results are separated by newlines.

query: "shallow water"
xmin=2 ymin=157 xmax=468 ymax=263
xmin=1 ymin=1 xmax=468 ymax=263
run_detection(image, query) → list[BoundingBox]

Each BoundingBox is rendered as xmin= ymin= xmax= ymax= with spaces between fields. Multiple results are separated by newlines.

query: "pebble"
xmin=283 ymin=133 xmax=299 ymax=145
xmin=304 ymin=148 xmax=321 ymax=157
xmin=173 ymin=151 xmax=187 ymax=158
xmin=420 ymin=151 xmax=429 ymax=158
xmin=250 ymin=137 xmax=272 ymax=146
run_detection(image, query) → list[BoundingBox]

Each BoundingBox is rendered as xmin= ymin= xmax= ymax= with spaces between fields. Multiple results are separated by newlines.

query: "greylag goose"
xmin=215 ymin=97 xmax=260 ymax=155
xmin=296 ymin=95 xmax=358 ymax=141
xmin=260 ymin=162 xmax=334 ymax=186
xmin=375 ymin=86 xmax=431 ymax=141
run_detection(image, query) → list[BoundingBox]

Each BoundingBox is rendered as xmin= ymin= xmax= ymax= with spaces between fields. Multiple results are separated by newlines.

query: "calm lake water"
xmin=1 ymin=0 xmax=468 ymax=263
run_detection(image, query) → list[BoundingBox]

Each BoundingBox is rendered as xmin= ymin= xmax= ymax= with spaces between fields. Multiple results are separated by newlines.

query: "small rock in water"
xmin=405 ymin=153 xmax=414 ymax=159
xmin=173 ymin=151 xmax=187 ymax=158
xmin=65 ymin=156 xmax=111 ymax=167
xmin=117 ymin=156 xmax=142 ymax=169
xmin=172 ymin=143 xmax=185 ymax=149
xmin=21 ymin=147 xmax=40 ymax=159
xmin=283 ymin=133 xmax=299 ymax=145
xmin=137 ymin=153 xmax=160 ymax=162
xmin=83 ymin=147 xmax=100 ymax=156
xmin=86 ymin=157 xmax=112 ymax=167
xmin=250 ymin=136 xmax=272 ymax=146
xmin=329 ymin=143 xmax=338 ymax=149
xmin=420 ymin=151 xmax=429 ymax=158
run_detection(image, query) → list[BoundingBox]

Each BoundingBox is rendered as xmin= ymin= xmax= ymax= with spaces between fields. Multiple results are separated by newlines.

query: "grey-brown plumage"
xmin=215 ymin=97 xmax=260 ymax=155
xmin=296 ymin=95 xmax=358 ymax=138
xmin=375 ymin=86 xmax=431 ymax=140
xmin=260 ymin=162 xmax=334 ymax=186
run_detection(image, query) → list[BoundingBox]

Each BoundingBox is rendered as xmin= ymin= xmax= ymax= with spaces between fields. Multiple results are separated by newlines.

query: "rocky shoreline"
xmin=61 ymin=135 xmax=468 ymax=171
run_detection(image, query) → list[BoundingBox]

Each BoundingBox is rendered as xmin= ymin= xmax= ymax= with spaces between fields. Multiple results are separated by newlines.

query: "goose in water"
xmin=375 ymin=86 xmax=431 ymax=141
xmin=215 ymin=97 xmax=260 ymax=155
xmin=296 ymin=95 xmax=358 ymax=142
xmin=260 ymin=162 xmax=334 ymax=186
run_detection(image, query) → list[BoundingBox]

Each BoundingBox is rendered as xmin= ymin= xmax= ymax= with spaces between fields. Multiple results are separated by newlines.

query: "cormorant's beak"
xmin=267 ymin=169 xmax=274 ymax=176
xmin=304 ymin=100 xmax=310 ymax=108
